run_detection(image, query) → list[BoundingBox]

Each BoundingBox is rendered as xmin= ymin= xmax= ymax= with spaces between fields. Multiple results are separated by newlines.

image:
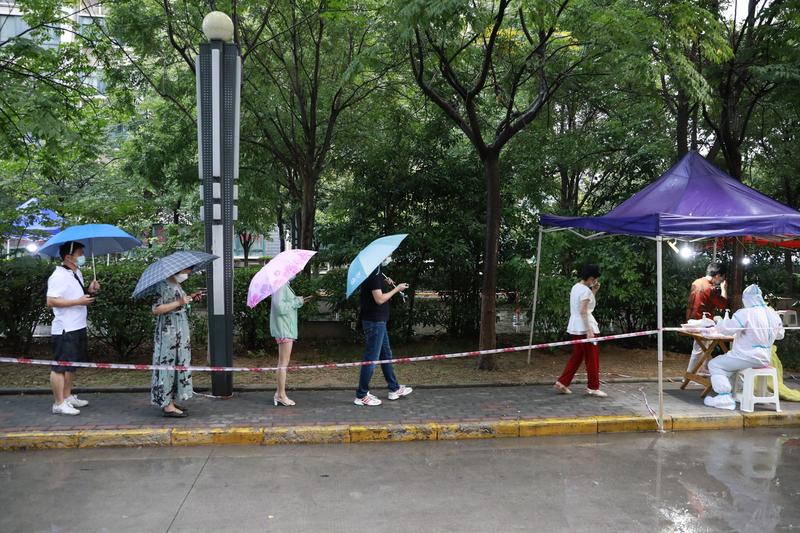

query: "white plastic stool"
xmin=733 ymin=367 xmax=781 ymax=413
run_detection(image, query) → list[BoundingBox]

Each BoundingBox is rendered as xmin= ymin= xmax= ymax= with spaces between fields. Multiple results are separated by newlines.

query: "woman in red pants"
xmin=554 ymin=264 xmax=608 ymax=397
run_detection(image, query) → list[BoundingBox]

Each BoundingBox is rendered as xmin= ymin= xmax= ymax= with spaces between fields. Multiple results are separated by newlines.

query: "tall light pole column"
xmin=196 ymin=11 xmax=240 ymax=397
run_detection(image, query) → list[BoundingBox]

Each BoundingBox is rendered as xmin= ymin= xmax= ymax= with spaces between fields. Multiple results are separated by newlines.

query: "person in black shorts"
xmin=46 ymin=241 xmax=99 ymax=415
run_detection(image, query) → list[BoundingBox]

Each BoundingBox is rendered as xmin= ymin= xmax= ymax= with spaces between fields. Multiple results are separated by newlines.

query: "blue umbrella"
xmin=132 ymin=251 xmax=217 ymax=299
xmin=38 ymin=224 xmax=142 ymax=279
xmin=346 ymin=234 xmax=408 ymax=298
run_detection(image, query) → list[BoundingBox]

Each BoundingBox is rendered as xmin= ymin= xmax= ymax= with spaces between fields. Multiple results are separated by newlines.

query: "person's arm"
xmin=372 ymin=283 xmax=409 ymax=305
xmin=714 ymin=311 xmax=746 ymax=337
xmin=709 ymin=286 xmax=728 ymax=312
xmin=152 ymin=286 xmax=191 ymax=316
xmin=47 ymin=275 xmax=94 ymax=308
xmin=580 ymin=298 xmax=595 ymax=338
xmin=47 ymin=295 xmax=95 ymax=308
xmin=153 ymin=296 xmax=191 ymax=316
xmin=686 ymin=285 xmax=700 ymax=321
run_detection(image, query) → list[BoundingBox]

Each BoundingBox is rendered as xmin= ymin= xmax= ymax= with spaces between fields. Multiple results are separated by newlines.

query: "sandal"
xmin=174 ymin=404 xmax=188 ymax=413
xmin=554 ymin=381 xmax=572 ymax=395
xmin=162 ymin=408 xmax=187 ymax=418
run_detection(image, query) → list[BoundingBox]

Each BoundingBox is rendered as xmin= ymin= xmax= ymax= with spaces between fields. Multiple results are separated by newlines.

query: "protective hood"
xmin=742 ymin=284 xmax=766 ymax=308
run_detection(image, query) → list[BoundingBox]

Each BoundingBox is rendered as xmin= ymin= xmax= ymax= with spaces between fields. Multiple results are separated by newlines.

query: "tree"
xmin=396 ymin=0 xmax=629 ymax=367
xmin=700 ymin=0 xmax=800 ymax=306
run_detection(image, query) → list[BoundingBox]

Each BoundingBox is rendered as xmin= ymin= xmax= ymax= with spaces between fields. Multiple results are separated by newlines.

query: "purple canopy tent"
xmin=531 ymin=151 xmax=800 ymax=430
xmin=5 ymin=199 xmax=63 ymax=255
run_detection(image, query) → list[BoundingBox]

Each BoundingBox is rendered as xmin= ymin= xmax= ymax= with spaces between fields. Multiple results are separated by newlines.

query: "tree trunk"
xmin=721 ymin=144 xmax=745 ymax=309
xmin=676 ymin=91 xmax=690 ymax=157
xmin=238 ymin=231 xmax=253 ymax=267
xmin=277 ymin=201 xmax=286 ymax=253
xmin=299 ymin=169 xmax=317 ymax=251
xmin=478 ymin=151 xmax=501 ymax=370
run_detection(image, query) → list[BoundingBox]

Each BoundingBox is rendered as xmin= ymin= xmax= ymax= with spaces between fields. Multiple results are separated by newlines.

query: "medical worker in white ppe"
xmin=704 ymin=284 xmax=784 ymax=410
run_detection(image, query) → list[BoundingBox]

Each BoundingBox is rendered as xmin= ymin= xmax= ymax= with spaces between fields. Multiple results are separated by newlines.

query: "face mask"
xmin=75 ymin=255 xmax=86 ymax=268
xmin=175 ymin=273 xmax=189 ymax=284
xmin=381 ymin=256 xmax=392 ymax=267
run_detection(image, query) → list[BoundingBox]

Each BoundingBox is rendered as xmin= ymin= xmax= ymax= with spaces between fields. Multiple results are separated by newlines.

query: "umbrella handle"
xmin=382 ymin=273 xmax=407 ymax=302
xmin=92 ymin=252 xmax=97 ymax=281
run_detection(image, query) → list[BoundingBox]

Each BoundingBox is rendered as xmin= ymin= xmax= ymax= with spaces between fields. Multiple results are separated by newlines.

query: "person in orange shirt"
xmin=686 ymin=262 xmax=728 ymax=373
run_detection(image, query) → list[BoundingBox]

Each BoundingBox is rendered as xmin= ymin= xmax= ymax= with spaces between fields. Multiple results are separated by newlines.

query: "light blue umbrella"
xmin=346 ymin=234 xmax=408 ymax=298
xmin=132 ymin=251 xmax=217 ymax=299
xmin=38 ymin=224 xmax=142 ymax=278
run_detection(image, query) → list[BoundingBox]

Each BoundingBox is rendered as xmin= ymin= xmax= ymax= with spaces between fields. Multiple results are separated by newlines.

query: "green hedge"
xmin=0 ymin=258 xmax=51 ymax=352
xmin=91 ymin=263 xmax=153 ymax=359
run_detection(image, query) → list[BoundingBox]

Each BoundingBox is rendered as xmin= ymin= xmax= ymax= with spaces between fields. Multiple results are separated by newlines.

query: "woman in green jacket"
xmin=271 ymin=279 xmax=311 ymax=406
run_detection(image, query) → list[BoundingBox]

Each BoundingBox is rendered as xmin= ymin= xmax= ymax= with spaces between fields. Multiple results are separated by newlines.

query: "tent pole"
xmin=656 ymin=236 xmax=665 ymax=432
xmin=713 ymin=239 xmax=718 ymax=262
xmin=527 ymin=227 xmax=544 ymax=364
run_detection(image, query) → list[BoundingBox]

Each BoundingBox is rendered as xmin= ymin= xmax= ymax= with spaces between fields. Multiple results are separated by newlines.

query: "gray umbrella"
xmin=132 ymin=251 xmax=218 ymax=299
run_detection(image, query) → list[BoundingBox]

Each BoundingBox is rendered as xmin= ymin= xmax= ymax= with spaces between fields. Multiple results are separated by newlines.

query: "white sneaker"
xmin=586 ymin=389 xmax=608 ymax=398
xmin=354 ymin=393 xmax=382 ymax=406
xmin=52 ymin=402 xmax=80 ymax=416
xmin=388 ymin=385 xmax=413 ymax=401
xmin=66 ymin=395 xmax=89 ymax=408
xmin=704 ymin=394 xmax=736 ymax=410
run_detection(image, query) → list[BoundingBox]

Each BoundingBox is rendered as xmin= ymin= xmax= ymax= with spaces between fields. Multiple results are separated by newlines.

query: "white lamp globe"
xmin=202 ymin=11 xmax=234 ymax=42
xmin=679 ymin=244 xmax=693 ymax=259
xmin=25 ymin=243 xmax=38 ymax=253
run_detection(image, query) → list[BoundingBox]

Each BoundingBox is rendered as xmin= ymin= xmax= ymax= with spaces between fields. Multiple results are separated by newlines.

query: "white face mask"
xmin=381 ymin=256 xmax=393 ymax=267
xmin=75 ymin=255 xmax=86 ymax=268
xmin=174 ymin=273 xmax=189 ymax=284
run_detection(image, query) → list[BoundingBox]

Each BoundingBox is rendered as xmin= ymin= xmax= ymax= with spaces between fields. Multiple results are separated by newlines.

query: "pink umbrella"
xmin=246 ymin=249 xmax=317 ymax=308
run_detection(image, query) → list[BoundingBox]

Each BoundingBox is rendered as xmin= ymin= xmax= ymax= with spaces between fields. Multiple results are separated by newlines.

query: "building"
xmin=0 ymin=1 xmax=107 ymax=94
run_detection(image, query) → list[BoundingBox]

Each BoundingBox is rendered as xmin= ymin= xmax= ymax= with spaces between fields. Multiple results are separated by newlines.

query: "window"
xmin=0 ymin=15 xmax=60 ymax=48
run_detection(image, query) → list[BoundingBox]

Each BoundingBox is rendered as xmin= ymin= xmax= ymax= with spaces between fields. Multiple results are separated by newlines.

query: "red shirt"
xmin=686 ymin=277 xmax=728 ymax=321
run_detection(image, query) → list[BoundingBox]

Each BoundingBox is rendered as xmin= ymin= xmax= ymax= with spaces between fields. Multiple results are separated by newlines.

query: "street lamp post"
xmin=196 ymin=12 xmax=241 ymax=397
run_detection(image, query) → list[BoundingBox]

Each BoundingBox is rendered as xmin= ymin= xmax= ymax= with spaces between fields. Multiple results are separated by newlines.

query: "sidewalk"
xmin=1 ymin=381 xmax=799 ymax=450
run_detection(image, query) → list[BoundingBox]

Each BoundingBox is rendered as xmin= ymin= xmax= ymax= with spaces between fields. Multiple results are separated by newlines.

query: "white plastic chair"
xmin=733 ymin=367 xmax=781 ymax=413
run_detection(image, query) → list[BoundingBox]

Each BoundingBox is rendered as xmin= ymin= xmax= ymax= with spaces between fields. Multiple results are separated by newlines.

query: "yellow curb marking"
xmin=78 ymin=428 xmax=172 ymax=449
xmin=172 ymin=427 xmax=265 ymax=446
xmin=519 ymin=417 xmax=598 ymax=437
xmin=264 ymin=425 xmax=351 ymax=445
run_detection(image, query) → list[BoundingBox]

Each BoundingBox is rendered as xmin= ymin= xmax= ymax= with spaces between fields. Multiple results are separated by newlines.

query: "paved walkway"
xmin=0 ymin=383 xmax=800 ymax=440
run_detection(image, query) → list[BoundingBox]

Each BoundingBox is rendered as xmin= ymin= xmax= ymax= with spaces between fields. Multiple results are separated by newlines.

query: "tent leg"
xmin=713 ymin=239 xmax=718 ymax=262
xmin=527 ymin=227 xmax=544 ymax=364
xmin=656 ymin=236 xmax=665 ymax=432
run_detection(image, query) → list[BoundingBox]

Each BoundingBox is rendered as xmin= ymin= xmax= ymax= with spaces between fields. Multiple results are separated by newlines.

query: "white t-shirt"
xmin=47 ymin=266 xmax=88 ymax=335
xmin=567 ymin=282 xmax=599 ymax=335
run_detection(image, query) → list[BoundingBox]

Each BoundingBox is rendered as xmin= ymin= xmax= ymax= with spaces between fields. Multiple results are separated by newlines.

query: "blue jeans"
xmin=356 ymin=320 xmax=399 ymax=398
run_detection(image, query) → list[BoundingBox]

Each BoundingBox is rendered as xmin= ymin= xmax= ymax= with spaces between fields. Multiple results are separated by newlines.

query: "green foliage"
xmin=0 ymin=258 xmax=52 ymax=352
xmin=232 ymin=266 xmax=320 ymax=350
xmin=90 ymin=262 xmax=153 ymax=359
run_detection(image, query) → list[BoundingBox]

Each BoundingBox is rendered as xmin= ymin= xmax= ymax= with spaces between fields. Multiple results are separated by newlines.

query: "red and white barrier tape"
xmin=0 ymin=330 xmax=659 ymax=373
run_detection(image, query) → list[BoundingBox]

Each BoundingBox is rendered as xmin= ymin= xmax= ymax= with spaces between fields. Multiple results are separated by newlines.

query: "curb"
xmin=1 ymin=410 xmax=798 ymax=451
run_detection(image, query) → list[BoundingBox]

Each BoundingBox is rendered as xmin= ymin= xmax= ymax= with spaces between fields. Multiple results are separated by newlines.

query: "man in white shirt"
xmin=46 ymin=241 xmax=99 ymax=415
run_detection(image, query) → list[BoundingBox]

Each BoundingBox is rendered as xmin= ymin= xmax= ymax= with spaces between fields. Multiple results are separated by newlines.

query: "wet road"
xmin=1 ymin=428 xmax=799 ymax=532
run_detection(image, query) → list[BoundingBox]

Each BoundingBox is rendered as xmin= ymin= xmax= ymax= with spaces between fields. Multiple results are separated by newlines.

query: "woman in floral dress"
xmin=151 ymin=268 xmax=201 ymax=417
